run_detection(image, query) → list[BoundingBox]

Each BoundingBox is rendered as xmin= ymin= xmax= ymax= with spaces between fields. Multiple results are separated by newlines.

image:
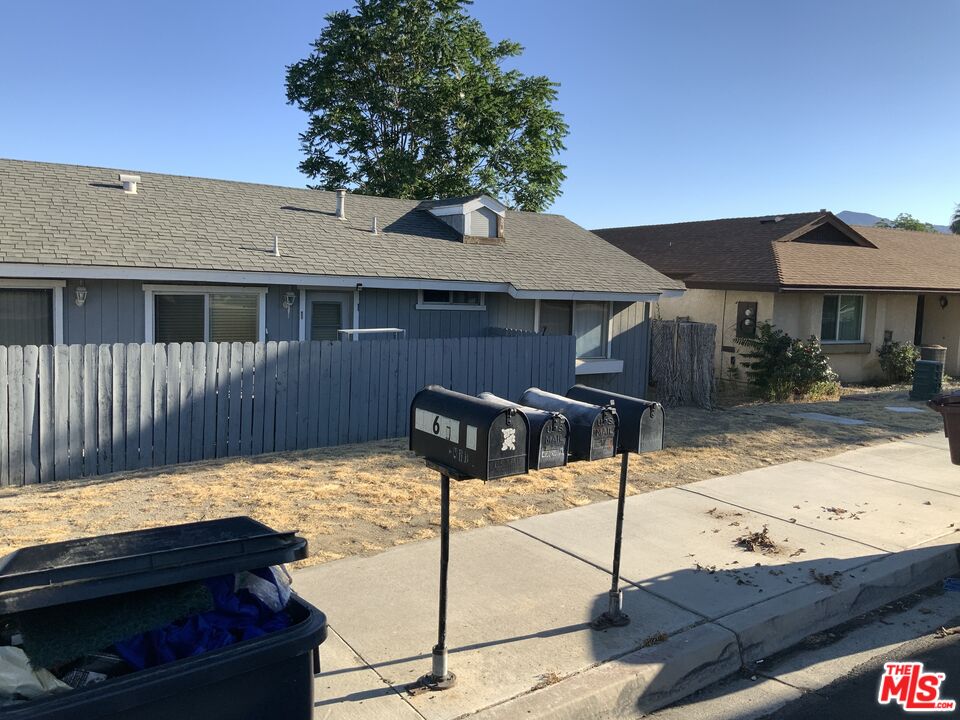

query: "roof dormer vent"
xmin=420 ymin=194 xmax=508 ymax=245
xmin=118 ymin=174 xmax=140 ymax=194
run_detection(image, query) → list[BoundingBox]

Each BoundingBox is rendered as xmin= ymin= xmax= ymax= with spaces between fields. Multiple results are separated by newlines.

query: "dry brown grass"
xmin=0 ymin=388 xmax=944 ymax=568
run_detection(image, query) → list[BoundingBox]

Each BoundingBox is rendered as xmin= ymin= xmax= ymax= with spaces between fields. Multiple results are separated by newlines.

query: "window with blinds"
xmin=311 ymin=301 xmax=342 ymax=340
xmin=210 ymin=294 xmax=258 ymax=343
xmin=0 ymin=289 xmax=53 ymax=346
xmin=154 ymin=291 xmax=260 ymax=343
xmin=155 ymin=295 xmax=205 ymax=343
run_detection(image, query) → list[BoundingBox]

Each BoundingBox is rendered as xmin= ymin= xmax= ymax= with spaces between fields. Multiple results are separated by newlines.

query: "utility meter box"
xmin=519 ymin=388 xmax=618 ymax=461
xmin=565 ymin=385 xmax=664 ymax=454
xmin=478 ymin=393 xmax=570 ymax=470
xmin=410 ymin=386 xmax=530 ymax=480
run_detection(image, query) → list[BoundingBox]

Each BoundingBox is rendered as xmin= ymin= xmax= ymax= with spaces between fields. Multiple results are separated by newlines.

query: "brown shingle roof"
xmin=594 ymin=213 xmax=960 ymax=292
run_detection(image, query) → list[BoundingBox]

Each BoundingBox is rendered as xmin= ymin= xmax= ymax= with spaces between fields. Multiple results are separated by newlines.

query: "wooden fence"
xmin=649 ymin=320 xmax=716 ymax=408
xmin=0 ymin=335 xmax=575 ymax=486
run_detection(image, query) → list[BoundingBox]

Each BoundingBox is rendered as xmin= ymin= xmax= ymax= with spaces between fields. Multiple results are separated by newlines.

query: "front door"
xmin=304 ymin=290 xmax=353 ymax=341
xmin=311 ymin=301 xmax=343 ymax=340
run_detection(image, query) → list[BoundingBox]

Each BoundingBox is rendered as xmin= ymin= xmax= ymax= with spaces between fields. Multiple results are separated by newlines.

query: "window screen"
xmin=422 ymin=290 xmax=450 ymax=304
xmin=155 ymin=295 xmax=204 ymax=343
xmin=821 ymin=295 xmax=863 ymax=342
xmin=209 ymin=294 xmax=258 ymax=343
xmin=421 ymin=290 xmax=481 ymax=305
xmin=539 ymin=300 xmax=572 ymax=336
xmin=0 ymin=289 xmax=52 ymax=346
xmin=573 ymin=301 xmax=608 ymax=359
xmin=311 ymin=302 xmax=342 ymax=340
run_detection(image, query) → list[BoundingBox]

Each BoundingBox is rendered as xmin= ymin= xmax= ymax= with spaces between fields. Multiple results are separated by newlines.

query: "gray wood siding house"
xmin=0 ymin=159 xmax=683 ymax=400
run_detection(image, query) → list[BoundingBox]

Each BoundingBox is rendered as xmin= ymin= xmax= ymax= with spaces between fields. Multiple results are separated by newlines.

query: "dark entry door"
xmin=311 ymin=301 xmax=343 ymax=340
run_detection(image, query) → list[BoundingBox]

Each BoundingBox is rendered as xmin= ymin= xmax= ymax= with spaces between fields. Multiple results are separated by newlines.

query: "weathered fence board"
xmin=0 ymin=335 xmax=575 ymax=485
xmin=0 ymin=347 xmax=7 ymax=485
xmin=263 ymin=342 xmax=277 ymax=454
xmin=8 ymin=347 xmax=24 ymax=485
xmin=111 ymin=343 xmax=126 ymax=473
xmin=165 ymin=343 xmax=180 ymax=466
xmin=228 ymin=343 xmax=242 ymax=457
xmin=178 ymin=343 xmax=193 ymax=464
xmin=152 ymin=345 xmax=166 ymax=467
xmin=191 ymin=343 xmax=206 ymax=463
xmin=38 ymin=346 xmax=54 ymax=484
xmin=125 ymin=343 xmax=140 ymax=470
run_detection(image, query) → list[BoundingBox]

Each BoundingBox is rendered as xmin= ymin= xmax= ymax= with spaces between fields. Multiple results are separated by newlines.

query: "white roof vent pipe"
xmin=371 ymin=216 xmax=379 ymax=235
xmin=335 ymin=188 xmax=347 ymax=219
xmin=273 ymin=235 xmax=281 ymax=257
xmin=118 ymin=174 xmax=141 ymax=194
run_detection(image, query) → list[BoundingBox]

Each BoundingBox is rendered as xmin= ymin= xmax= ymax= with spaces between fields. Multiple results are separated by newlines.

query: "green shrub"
xmin=735 ymin=322 xmax=838 ymax=401
xmin=876 ymin=341 xmax=919 ymax=384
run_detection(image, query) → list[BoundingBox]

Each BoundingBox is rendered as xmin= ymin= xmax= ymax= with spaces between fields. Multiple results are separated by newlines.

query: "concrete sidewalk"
xmin=296 ymin=433 xmax=960 ymax=720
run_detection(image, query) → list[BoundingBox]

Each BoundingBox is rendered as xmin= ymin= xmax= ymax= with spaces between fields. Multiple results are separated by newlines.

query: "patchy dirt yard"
xmin=0 ymin=387 xmax=947 ymax=567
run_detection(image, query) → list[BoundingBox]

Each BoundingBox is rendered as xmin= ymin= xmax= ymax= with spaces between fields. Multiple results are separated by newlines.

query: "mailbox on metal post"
xmin=478 ymin=392 xmax=571 ymax=470
xmin=566 ymin=385 xmax=664 ymax=454
xmin=410 ymin=386 xmax=530 ymax=481
xmin=407 ymin=387 xmax=530 ymax=694
xmin=563 ymin=385 xmax=666 ymax=630
xmin=519 ymin=388 xmax=618 ymax=461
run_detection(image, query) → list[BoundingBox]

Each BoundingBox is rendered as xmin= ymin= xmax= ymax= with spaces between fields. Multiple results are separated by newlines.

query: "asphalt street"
xmin=760 ymin=620 xmax=960 ymax=719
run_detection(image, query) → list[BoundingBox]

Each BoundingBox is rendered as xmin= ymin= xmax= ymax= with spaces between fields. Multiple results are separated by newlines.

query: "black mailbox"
xmin=566 ymin=385 xmax=664 ymax=454
xmin=519 ymin=388 xmax=618 ymax=461
xmin=478 ymin=393 xmax=570 ymax=470
xmin=410 ymin=386 xmax=530 ymax=480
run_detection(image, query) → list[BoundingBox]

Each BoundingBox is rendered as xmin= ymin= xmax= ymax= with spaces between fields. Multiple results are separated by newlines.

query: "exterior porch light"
xmin=74 ymin=285 xmax=88 ymax=307
xmin=940 ymin=295 xmax=949 ymax=310
xmin=282 ymin=291 xmax=296 ymax=317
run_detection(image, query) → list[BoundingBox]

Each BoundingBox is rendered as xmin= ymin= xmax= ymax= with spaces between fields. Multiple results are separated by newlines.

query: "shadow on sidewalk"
xmin=314 ymin=542 xmax=959 ymax=714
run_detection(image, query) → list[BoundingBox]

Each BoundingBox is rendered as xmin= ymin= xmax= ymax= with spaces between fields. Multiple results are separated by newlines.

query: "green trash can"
xmin=910 ymin=360 xmax=944 ymax=401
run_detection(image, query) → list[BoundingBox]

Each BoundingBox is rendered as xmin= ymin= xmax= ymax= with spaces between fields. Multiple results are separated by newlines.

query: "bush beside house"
xmin=735 ymin=322 xmax=839 ymax=402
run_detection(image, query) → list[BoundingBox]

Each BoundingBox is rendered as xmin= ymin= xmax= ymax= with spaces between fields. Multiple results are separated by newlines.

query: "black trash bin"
xmin=928 ymin=391 xmax=960 ymax=465
xmin=0 ymin=517 xmax=327 ymax=720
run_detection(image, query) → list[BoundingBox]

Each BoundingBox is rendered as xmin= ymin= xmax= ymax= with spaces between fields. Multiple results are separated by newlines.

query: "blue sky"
xmin=1 ymin=1 xmax=957 ymax=228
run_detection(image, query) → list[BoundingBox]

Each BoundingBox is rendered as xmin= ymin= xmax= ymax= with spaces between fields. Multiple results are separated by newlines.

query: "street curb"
xmin=471 ymin=622 xmax=741 ymax=720
xmin=470 ymin=540 xmax=960 ymax=720
xmin=715 ymin=539 xmax=960 ymax=663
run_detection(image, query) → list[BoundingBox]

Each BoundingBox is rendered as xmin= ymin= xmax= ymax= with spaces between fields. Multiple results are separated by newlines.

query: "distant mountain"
xmin=836 ymin=210 xmax=951 ymax=234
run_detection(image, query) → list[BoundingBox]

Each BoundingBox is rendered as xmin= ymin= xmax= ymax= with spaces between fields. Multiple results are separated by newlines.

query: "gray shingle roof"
xmin=0 ymin=159 xmax=681 ymax=297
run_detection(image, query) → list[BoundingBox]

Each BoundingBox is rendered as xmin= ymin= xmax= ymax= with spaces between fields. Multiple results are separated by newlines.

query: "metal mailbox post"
xmin=518 ymin=388 xmax=619 ymax=461
xmin=478 ymin=392 xmax=571 ymax=470
xmin=408 ymin=386 xmax=530 ymax=691
xmin=565 ymin=385 xmax=664 ymax=629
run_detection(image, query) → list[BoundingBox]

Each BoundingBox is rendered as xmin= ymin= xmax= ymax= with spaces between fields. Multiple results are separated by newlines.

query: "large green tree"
xmin=951 ymin=204 xmax=960 ymax=235
xmin=285 ymin=0 xmax=568 ymax=211
xmin=875 ymin=212 xmax=937 ymax=233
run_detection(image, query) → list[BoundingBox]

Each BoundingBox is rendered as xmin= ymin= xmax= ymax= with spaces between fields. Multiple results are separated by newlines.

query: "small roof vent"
xmin=759 ymin=215 xmax=785 ymax=224
xmin=118 ymin=174 xmax=141 ymax=194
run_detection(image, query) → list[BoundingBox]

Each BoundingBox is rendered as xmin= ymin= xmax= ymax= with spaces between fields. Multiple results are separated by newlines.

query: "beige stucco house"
xmin=595 ymin=212 xmax=960 ymax=383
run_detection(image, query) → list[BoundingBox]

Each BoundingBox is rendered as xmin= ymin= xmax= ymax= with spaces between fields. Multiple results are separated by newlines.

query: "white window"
xmin=416 ymin=289 xmax=485 ymax=310
xmin=0 ymin=280 xmax=64 ymax=346
xmin=820 ymin=294 xmax=864 ymax=342
xmin=538 ymin=300 xmax=610 ymax=359
xmin=144 ymin=285 xmax=266 ymax=343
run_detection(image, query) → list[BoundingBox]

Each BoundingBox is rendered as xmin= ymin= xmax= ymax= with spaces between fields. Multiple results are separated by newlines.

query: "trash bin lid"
xmin=929 ymin=391 xmax=960 ymax=407
xmin=0 ymin=517 xmax=308 ymax=614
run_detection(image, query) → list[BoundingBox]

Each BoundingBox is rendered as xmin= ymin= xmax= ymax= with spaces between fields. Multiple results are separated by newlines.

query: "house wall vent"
xmin=118 ymin=174 xmax=141 ymax=194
